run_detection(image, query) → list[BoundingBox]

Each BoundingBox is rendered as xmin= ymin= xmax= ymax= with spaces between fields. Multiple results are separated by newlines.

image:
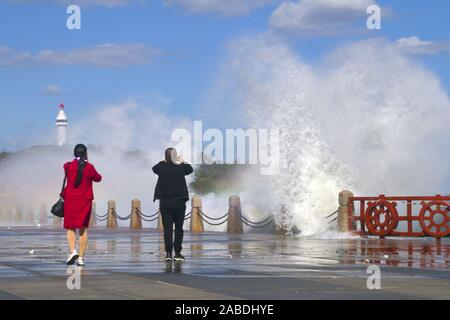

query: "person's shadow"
xmin=164 ymin=261 xmax=183 ymax=274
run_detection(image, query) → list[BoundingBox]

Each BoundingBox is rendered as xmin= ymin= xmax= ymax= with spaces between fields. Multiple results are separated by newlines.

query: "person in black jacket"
xmin=153 ymin=147 xmax=193 ymax=262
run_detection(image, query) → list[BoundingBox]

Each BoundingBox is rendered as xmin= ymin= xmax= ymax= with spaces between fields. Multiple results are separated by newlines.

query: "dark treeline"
xmin=190 ymin=162 xmax=250 ymax=195
xmin=0 ymin=152 xmax=10 ymax=162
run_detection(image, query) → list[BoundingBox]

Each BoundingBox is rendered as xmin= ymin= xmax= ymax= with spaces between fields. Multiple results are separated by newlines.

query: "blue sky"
xmin=0 ymin=0 xmax=449 ymax=150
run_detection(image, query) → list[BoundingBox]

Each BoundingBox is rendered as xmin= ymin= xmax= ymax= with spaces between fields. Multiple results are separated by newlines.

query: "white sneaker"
xmin=66 ymin=250 xmax=79 ymax=265
xmin=77 ymin=257 xmax=85 ymax=266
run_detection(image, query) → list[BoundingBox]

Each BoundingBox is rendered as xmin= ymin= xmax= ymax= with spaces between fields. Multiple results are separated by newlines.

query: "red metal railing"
xmin=348 ymin=195 xmax=450 ymax=238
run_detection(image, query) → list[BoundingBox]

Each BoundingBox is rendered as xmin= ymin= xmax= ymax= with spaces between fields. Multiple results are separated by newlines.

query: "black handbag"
xmin=51 ymin=167 xmax=68 ymax=218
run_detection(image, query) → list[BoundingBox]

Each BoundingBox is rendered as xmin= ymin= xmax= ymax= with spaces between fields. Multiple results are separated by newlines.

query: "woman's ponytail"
xmin=73 ymin=144 xmax=88 ymax=188
xmin=75 ymin=158 xmax=87 ymax=188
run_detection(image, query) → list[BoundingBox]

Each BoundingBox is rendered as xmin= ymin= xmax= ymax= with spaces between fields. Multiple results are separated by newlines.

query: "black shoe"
xmin=174 ymin=252 xmax=185 ymax=262
xmin=165 ymin=252 xmax=173 ymax=262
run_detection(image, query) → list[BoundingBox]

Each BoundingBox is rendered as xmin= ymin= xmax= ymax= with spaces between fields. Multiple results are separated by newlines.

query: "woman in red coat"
xmin=62 ymin=144 xmax=102 ymax=266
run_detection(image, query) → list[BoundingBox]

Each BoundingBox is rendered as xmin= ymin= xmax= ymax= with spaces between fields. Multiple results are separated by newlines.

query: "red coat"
xmin=61 ymin=160 xmax=102 ymax=229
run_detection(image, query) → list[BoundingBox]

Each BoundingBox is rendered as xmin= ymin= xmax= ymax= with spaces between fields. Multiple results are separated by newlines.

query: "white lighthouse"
xmin=56 ymin=103 xmax=68 ymax=146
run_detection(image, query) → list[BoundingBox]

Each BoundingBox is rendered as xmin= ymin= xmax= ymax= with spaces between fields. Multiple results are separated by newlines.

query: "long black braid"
xmin=74 ymin=144 xmax=88 ymax=188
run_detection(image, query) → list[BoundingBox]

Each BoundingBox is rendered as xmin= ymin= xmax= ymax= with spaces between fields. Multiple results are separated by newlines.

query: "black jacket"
xmin=152 ymin=161 xmax=194 ymax=202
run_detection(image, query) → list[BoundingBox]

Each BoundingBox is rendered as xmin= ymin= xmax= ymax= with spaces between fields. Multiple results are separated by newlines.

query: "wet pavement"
xmin=0 ymin=227 xmax=449 ymax=300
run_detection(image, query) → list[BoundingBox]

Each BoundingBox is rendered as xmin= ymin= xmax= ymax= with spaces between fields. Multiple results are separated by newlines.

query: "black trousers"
xmin=160 ymin=199 xmax=186 ymax=254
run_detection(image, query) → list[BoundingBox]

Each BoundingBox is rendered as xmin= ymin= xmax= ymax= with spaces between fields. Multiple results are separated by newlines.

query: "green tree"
xmin=190 ymin=162 xmax=250 ymax=195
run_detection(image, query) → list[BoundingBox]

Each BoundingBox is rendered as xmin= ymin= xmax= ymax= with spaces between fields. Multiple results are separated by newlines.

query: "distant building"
xmin=56 ymin=103 xmax=68 ymax=146
xmin=0 ymin=189 xmax=16 ymax=221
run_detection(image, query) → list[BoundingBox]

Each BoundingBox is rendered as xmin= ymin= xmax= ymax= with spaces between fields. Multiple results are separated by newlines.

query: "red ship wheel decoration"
xmin=364 ymin=198 xmax=399 ymax=236
xmin=419 ymin=200 xmax=450 ymax=237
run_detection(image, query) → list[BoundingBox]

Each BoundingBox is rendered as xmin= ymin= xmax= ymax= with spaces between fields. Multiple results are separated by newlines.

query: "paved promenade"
xmin=0 ymin=227 xmax=449 ymax=300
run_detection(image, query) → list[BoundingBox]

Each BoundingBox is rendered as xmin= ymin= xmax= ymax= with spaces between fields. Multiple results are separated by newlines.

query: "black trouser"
xmin=160 ymin=199 xmax=186 ymax=254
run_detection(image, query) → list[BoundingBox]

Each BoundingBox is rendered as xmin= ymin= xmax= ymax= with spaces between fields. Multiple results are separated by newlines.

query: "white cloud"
xmin=396 ymin=36 xmax=450 ymax=55
xmin=164 ymin=0 xmax=277 ymax=16
xmin=42 ymin=85 xmax=62 ymax=95
xmin=0 ymin=43 xmax=162 ymax=67
xmin=7 ymin=0 xmax=147 ymax=7
xmin=269 ymin=0 xmax=378 ymax=35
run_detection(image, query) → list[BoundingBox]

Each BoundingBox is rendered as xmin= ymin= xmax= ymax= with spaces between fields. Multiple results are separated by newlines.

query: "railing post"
xmin=0 ymin=205 xmax=5 ymax=223
xmin=7 ymin=206 xmax=14 ymax=223
xmin=190 ymin=195 xmax=204 ymax=233
xmin=89 ymin=201 xmax=97 ymax=227
xmin=338 ymin=190 xmax=354 ymax=232
xmin=130 ymin=199 xmax=142 ymax=229
xmin=26 ymin=206 xmax=34 ymax=224
xmin=15 ymin=206 xmax=23 ymax=224
xmin=39 ymin=204 xmax=48 ymax=225
xmin=227 ymin=195 xmax=243 ymax=234
xmin=107 ymin=200 xmax=118 ymax=228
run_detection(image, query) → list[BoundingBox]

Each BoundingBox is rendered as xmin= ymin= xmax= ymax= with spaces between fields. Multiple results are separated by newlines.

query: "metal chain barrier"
xmin=111 ymin=208 xmax=132 ymax=221
xmin=237 ymin=209 xmax=274 ymax=228
xmin=199 ymin=215 xmax=229 ymax=225
xmin=242 ymin=218 xmax=274 ymax=228
xmin=198 ymin=209 xmax=228 ymax=221
xmin=328 ymin=216 xmax=337 ymax=224
xmin=196 ymin=209 xmax=229 ymax=225
xmin=136 ymin=209 xmax=159 ymax=219
xmin=95 ymin=212 xmax=108 ymax=222
xmin=325 ymin=209 xmax=338 ymax=219
xmin=95 ymin=212 xmax=108 ymax=218
xmin=239 ymin=211 xmax=273 ymax=225
xmin=139 ymin=215 xmax=159 ymax=222
xmin=136 ymin=209 xmax=159 ymax=222
xmin=326 ymin=209 xmax=339 ymax=224
xmin=184 ymin=211 xmax=192 ymax=220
